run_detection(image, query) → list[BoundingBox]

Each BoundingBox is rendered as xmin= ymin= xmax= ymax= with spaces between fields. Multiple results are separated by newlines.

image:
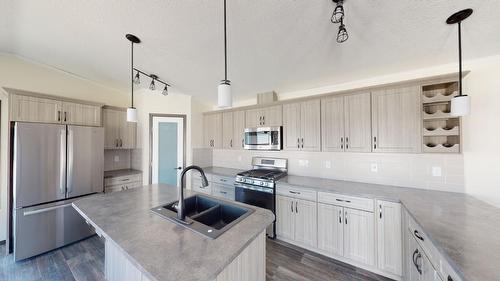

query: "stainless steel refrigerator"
xmin=12 ymin=122 xmax=104 ymax=261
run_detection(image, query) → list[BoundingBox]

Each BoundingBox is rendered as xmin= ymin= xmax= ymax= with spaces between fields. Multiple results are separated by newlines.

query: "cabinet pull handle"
xmin=64 ymin=112 xmax=67 ymax=122
xmin=414 ymin=230 xmax=425 ymax=241
xmin=301 ymin=138 xmax=304 ymax=148
xmin=57 ymin=110 xmax=61 ymax=122
xmin=345 ymin=212 xmax=348 ymax=224
xmin=346 ymin=137 xmax=349 ymax=149
xmin=412 ymin=249 xmax=422 ymax=274
xmin=339 ymin=210 xmax=342 ymax=224
xmin=289 ymin=190 xmax=301 ymax=195
xmin=447 ymin=276 xmax=453 ymax=281
xmin=220 ymin=179 xmax=227 ymax=182
xmin=120 ymin=139 xmax=123 ymax=147
xmin=220 ymin=191 xmax=227 ymax=194
xmin=290 ymin=201 xmax=294 ymax=213
xmin=295 ymin=201 xmax=298 ymax=213
xmin=341 ymin=137 xmax=343 ymax=149
xmin=336 ymin=199 xmax=344 ymax=202
xmin=230 ymin=139 xmax=233 ymax=147
xmin=373 ymin=136 xmax=377 ymax=149
xmin=297 ymin=138 xmax=300 ymax=149
xmin=115 ymin=139 xmax=119 ymax=147
xmin=379 ymin=204 xmax=382 ymax=219
xmin=263 ymin=116 xmax=265 ymax=125
xmin=242 ymin=139 xmax=244 ymax=148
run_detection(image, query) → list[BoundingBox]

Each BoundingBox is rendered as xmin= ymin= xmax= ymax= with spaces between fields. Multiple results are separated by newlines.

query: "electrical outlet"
xmin=371 ymin=163 xmax=378 ymax=173
xmin=432 ymin=166 xmax=442 ymax=177
xmin=114 ymin=155 xmax=120 ymax=162
xmin=298 ymin=160 xmax=309 ymax=167
xmin=324 ymin=160 xmax=332 ymax=169
xmin=237 ymin=156 xmax=242 ymax=162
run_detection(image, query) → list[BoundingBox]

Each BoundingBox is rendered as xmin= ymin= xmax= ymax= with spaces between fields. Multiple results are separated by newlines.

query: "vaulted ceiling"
xmin=1 ymin=0 xmax=499 ymax=103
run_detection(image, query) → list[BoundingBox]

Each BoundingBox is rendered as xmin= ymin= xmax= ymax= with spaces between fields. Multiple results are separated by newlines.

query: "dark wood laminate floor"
xmin=0 ymin=236 xmax=393 ymax=281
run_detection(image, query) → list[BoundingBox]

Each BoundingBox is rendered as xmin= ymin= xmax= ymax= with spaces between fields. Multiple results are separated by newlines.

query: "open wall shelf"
xmin=421 ymin=81 xmax=461 ymax=153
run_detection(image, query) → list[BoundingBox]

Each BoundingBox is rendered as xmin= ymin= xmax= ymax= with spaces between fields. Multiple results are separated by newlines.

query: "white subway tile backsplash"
xmin=206 ymin=149 xmax=465 ymax=192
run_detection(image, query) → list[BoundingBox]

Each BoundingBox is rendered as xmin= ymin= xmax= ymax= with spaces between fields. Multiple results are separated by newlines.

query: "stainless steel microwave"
xmin=244 ymin=127 xmax=282 ymax=150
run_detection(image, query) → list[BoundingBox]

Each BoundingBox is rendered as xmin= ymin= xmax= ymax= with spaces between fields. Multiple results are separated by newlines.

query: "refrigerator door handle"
xmin=67 ymin=127 xmax=74 ymax=195
xmin=60 ymin=128 xmax=67 ymax=195
xmin=23 ymin=203 xmax=73 ymax=216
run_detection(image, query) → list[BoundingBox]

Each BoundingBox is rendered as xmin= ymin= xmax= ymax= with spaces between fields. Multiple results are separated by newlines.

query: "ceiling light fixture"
xmin=126 ymin=34 xmax=140 ymax=123
xmin=149 ymin=74 xmax=157 ymax=90
xmin=447 ymin=8 xmax=473 ymax=117
xmin=217 ymin=0 xmax=232 ymax=108
xmin=133 ymin=69 xmax=171 ymax=94
xmin=331 ymin=0 xmax=348 ymax=43
xmin=331 ymin=0 xmax=344 ymax=23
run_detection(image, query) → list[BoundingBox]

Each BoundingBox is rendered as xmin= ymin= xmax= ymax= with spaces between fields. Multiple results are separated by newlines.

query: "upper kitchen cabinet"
xmin=61 ymin=101 xmax=101 ymax=126
xmin=222 ymin=111 xmax=233 ymax=149
xmin=283 ymin=99 xmax=321 ymax=151
xmin=322 ymin=92 xmax=372 ymax=152
xmin=9 ymin=91 xmax=102 ymax=126
xmin=371 ymin=86 xmax=421 ymax=153
xmin=245 ymin=105 xmax=282 ymax=127
xmin=204 ymin=112 xmax=222 ymax=148
xmin=103 ymin=107 xmax=136 ymax=149
xmin=232 ymin=110 xmax=246 ymax=149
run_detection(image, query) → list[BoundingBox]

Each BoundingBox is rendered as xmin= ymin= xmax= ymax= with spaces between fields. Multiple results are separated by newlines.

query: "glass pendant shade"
xmin=218 ymin=81 xmax=232 ymax=108
xmin=450 ymin=94 xmax=470 ymax=117
xmin=162 ymin=86 xmax=169 ymax=96
xmin=127 ymin=107 xmax=138 ymax=122
xmin=149 ymin=80 xmax=156 ymax=90
xmin=134 ymin=72 xmax=140 ymax=84
xmin=337 ymin=24 xmax=348 ymax=43
xmin=331 ymin=3 xmax=344 ymax=23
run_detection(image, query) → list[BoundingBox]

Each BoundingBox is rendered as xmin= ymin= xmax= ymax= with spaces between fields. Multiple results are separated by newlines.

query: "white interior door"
xmin=151 ymin=116 xmax=184 ymax=186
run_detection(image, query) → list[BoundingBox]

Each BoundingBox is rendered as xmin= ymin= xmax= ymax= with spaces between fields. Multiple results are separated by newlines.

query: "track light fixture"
xmin=132 ymin=68 xmax=171 ymax=95
xmin=331 ymin=0 xmax=344 ymax=23
xmin=331 ymin=0 xmax=348 ymax=43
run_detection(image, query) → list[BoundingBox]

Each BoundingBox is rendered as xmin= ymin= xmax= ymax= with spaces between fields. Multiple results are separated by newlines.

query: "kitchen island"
xmin=72 ymin=184 xmax=274 ymax=281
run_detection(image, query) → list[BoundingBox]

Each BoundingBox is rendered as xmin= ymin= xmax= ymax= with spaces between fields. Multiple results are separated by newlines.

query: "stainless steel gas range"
xmin=234 ymin=157 xmax=287 ymax=238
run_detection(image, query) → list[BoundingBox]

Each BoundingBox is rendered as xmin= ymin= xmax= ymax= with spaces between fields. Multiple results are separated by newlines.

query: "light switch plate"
xmin=432 ymin=166 xmax=442 ymax=177
xmin=371 ymin=163 xmax=378 ymax=173
xmin=114 ymin=155 xmax=120 ymax=162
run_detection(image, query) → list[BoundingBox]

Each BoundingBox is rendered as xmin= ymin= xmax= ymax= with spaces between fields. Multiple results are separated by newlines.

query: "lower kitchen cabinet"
xmin=276 ymin=195 xmax=317 ymax=248
xmin=377 ymin=200 xmax=402 ymax=276
xmin=104 ymin=173 xmax=142 ymax=193
xmin=317 ymin=203 xmax=344 ymax=257
xmin=343 ymin=208 xmax=375 ymax=266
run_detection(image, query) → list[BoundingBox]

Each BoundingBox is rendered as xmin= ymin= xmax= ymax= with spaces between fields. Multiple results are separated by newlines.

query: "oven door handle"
xmin=235 ymin=183 xmax=274 ymax=194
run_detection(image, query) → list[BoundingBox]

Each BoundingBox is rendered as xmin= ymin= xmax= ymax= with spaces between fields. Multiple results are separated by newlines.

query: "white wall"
xmin=462 ymin=57 xmax=500 ymax=208
xmin=132 ymin=89 xmax=193 ymax=185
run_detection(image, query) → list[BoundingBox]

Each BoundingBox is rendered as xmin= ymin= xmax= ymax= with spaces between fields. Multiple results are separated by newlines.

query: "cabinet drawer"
xmin=212 ymin=174 xmax=235 ymax=185
xmin=318 ymin=192 xmax=374 ymax=212
xmin=105 ymin=174 xmax=141 ymax=186
xmin=212 ymin=183 xmax=235 ymax=200
xmin=105 ymin=182 xmax=141 ymax=193
xmin=192 ymin=179 xmax=212 ymax=195
xmin=407 ymin=213 xmax=441 ymax=272
xmin=277 ymin=185 xmax=317 ymax=201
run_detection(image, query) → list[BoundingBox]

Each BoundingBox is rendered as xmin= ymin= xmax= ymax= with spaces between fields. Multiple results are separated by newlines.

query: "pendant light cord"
xmin=458 ymin=21 xmax=463 ymax=97
xmin=131 ymin=41 xmax=134 ymax=107
xmin=224 ymin=0 xmax=227 ymax=81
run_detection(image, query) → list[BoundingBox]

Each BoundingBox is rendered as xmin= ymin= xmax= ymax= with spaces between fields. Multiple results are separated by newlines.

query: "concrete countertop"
xmin=104 ymin=169 xmax=142 ymax=178
xmin=278 ymin=174 xmax=500 ymax=281
xmin=201 ymin=166 xmax=245 ymax=177
xmin=72 ymin=184 xmax=274 ymax=281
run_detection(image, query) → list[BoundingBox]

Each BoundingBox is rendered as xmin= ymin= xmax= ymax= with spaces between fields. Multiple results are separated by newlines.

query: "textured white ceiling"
xmin=1 ymin=0 xmax=499 ymax=103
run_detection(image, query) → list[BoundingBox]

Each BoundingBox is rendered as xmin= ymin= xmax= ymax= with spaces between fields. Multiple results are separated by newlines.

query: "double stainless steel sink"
xmin=151 ymin=195 xmax=253 ymax=239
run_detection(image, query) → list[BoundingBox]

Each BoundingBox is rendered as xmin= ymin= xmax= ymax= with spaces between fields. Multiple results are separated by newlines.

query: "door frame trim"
xmin=148 ymin=113 xmax=187 ymax=184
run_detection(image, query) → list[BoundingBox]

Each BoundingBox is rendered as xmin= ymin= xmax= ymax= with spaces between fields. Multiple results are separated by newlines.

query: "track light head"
xmin=133 ymin=71 xmax=140 ymax=84
xmin=162 ymin=86 xmax=169 ymax=96
xmin=149 ymin=74 xmax=158 ymax=90
xmin=331 ymin=0 xmax=344 ymax=23
xmin=337 ymin=22 xmax=348 ymax=43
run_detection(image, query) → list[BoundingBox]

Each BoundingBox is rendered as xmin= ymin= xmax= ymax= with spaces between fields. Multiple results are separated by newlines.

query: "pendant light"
xmin=447 ymin=9 xmax=473 ymax=117
xmin=218 ymin=0 xmax=232 ymax=108
xmin=126 ymin=34 xmax=141 ymax=122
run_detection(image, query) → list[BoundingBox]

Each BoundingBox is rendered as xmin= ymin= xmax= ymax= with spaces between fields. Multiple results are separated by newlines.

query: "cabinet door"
xmin=261 ymin=105 xmax=282 ymax=126
xmin=222 ymin=112 xmax=234 ymax=149
xmin=300 ymin=99 xmax=321 ymax=151
xmin=294 ymin=199 xmax=317 ymax=248
xmin=318 ymin=203 xmax=344 ymax=257
xmin=203 ymin=114 xmax=213 ymax=148
xmin=372 ymin=86 xmax=421 ymax=153
xmin=344 ymin=93 xmax=372 ymax=152
xmin=245 ymin=108 xmax=262 ymax=128
xmin=212 ymin=113 xmax=223 ymax=149
xmin=62 ymin=102 xmax=102 ymax=126
xmin=10 ymin=94 xmax=62 ymax=123
xmin=321 ymin=96 xmax=345 ymax=152
xmin=344 ymin=208 xmax=375 ymax=266
xmin=103 ymin=109 xmax=120 ymax=149
xmin=408 ymin=236 xmax=422 ymax=281
xmin=118 ymin=111 xmax=136 ymax=149
xmin=276 ymin=195 xmax=295 ymax=241
xmin=282 ymin=102 xmax=301 ymax=151
xmin=377 ymin=201 xmax=402 ymax=276
xmin=233 ymin=110 xmax=246 ymax=149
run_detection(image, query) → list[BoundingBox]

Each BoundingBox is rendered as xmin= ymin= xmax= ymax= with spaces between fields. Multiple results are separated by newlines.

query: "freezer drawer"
xmin=14 ymin=199 xmax=94 ymax=261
